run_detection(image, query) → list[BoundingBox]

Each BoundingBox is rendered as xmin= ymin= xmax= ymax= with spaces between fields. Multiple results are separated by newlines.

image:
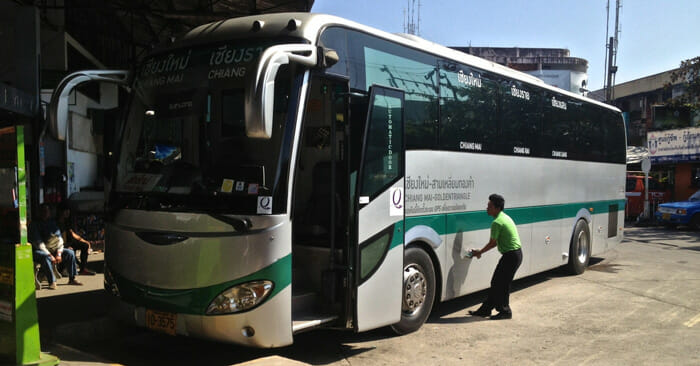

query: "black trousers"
xmin=68 ymin=240 xmax=89 ymax=271
xmin=481 ymin=248 xmax=523 ymax=314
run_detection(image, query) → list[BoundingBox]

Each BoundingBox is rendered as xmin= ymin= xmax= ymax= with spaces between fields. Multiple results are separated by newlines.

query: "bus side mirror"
xmin=48 ymin=70 xmax=130 ymax=140
xmin=245 ymin=45 xmax=317 ymax=139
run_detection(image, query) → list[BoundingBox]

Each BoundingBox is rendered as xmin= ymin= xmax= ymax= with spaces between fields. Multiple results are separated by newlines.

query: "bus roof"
xmin=173 ymin=12 xmax=619 ymax=113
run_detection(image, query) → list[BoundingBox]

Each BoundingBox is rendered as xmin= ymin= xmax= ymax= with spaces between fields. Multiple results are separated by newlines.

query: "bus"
xmin=49 ymin=13 xmax=627 ymax=348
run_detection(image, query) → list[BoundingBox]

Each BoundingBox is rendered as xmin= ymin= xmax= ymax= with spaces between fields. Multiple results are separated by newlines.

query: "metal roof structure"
xmin=29 ymin=0 xmax=314 ymax=68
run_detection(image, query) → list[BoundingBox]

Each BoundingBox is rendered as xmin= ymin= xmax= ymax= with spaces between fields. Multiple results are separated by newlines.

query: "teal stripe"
xmin=112 ymin=254 xmax=291 ymax=315
xmin=390 ymin=221 xmax=404 ymax=249
xmin=406 ymin=199 xmax=625 ymax=235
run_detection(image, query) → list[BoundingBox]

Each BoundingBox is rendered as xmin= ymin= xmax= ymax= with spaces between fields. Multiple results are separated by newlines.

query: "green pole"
xmin=0 ymin=125 xmax=58 ymax=365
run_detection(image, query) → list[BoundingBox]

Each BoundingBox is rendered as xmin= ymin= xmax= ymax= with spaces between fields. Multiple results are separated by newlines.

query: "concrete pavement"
xmin=33 ymin=225 xmax=700 ymax=365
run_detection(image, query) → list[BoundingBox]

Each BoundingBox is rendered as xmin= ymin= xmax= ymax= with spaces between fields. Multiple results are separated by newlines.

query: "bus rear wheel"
xmin=566 ymin=220 xmax=591 ymax=275
xmin=391 ymin=247 xmax=436 ymax=335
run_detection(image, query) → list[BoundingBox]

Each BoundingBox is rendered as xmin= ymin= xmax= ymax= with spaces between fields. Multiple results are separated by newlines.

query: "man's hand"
xmin=473 ymin=249 xmax=482 ymax=259
xmin=49 ymin=254 xmax=56 ymax=263
xmin=55 ymin=254 xmax=62 ymax=264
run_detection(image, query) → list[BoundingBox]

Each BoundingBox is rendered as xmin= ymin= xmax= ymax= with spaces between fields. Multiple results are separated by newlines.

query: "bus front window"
xmin=115 ymin=40 xmax=303 ymax=214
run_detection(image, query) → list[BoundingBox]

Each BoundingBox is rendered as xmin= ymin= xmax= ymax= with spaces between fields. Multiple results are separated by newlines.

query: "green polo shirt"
xmin=490 ymin=211 xmax=522 ymax=253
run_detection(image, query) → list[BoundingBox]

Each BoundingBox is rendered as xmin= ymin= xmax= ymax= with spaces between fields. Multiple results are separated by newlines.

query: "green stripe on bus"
xmin=390 ymin=221 xmax=404 ymax=249
xmin=406 ymin=199 xmax=625 ymax=235
xmin=113 ymin=254 xmax=292 ymax=315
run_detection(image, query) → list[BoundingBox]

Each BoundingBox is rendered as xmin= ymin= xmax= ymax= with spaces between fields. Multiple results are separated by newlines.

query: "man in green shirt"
xmin=468 ymin=194 xmax=523 ymax=320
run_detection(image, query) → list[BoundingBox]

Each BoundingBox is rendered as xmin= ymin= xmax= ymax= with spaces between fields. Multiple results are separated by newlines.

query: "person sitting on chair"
xmin=29 ymin=204 xmax=83 ymax=289
xmin=57 ymin=204 xmax=95 ymax=275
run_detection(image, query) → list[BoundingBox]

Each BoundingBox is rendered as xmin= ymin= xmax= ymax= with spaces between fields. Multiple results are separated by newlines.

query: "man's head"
xmin=38 ymin=204 xmax=51 ymax=221
xmin=487 ymin=194 xmax=505 ymax=217
xmin=57 ymin=203 xmax=71 ymax=219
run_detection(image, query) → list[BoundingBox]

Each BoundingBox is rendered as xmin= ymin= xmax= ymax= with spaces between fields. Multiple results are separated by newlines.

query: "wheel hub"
xmin=402 ymin=264 xmax=427 ymax=314
xmin=577 ymin=230 xmax=589 ymax=263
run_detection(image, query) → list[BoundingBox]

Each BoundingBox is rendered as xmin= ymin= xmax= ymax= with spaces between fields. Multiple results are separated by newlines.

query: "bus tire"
xmin=690 ymin=215 xmax=700 ymax=230
xmin=391 ymin=246 xmax=436 ymax=335
xmin=566 ymin=220 xmax=591 ymax=275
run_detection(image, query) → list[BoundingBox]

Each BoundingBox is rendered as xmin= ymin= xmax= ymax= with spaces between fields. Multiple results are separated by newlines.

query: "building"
xmin=1 ymin=0 xmax=314 ymax=245
xmin=591 ymin=69 xmax=700 ymax=201
xmin=452 ymin=47 xmax=589 ymax=95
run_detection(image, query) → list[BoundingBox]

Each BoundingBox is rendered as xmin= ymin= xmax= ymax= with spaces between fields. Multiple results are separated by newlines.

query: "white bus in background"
xmin=49 ymin=13 xmax=627 ymax=347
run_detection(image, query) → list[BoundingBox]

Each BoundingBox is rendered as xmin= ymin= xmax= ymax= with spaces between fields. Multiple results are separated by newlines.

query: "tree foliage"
xmin=667 ymin=56 xmax=700 ymax=110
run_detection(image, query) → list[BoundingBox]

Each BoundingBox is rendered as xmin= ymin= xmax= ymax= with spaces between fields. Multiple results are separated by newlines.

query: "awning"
xmin=627 ymin=146 xmax=649 ymax=165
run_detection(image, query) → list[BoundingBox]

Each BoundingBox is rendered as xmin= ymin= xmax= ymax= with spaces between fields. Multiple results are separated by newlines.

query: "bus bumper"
xmin=109 ymin=284 xmax=293 ymax=348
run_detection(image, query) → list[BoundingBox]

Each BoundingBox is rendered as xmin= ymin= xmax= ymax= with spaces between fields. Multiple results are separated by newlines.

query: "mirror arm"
xmin=47 ymin=70 xmax=130 ymax=141
xmin=245 ymin=45 xmax=317 ymax=139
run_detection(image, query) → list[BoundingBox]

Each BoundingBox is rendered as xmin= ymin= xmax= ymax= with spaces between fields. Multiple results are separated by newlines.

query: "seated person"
xmin=57 ymin=204 xmax=95 ymax=275
xmin=29 ymin=204 xmax=83 ymax=289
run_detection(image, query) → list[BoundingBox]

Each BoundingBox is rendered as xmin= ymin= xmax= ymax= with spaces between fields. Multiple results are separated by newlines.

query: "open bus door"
xmin=353 ymin=86 xmax=405 ymax=331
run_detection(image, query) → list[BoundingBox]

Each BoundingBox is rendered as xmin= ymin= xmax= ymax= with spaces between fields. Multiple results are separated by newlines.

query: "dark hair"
xmin=57 ymin=202 xmax=70 ymax=214
xmin=489 ymin=194 xmax=505 ymax=211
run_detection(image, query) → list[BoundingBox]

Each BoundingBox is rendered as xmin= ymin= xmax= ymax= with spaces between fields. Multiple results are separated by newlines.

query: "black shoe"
xmin=468 ymin=309 xmax=491 ymax=317
xmin=490 ymin=312 xmax=512 ymax=320
xmin=79 ymin=269 xmax=96 ymax=276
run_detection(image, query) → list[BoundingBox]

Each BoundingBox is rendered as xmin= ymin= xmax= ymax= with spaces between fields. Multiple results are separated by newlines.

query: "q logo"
xmin=257 ymin=196 xmax=272 ymax=214
xmin=390 ymin=187 xmax=404 ymax=216
xmin=392 ymin=189 xmax=403 ymax=209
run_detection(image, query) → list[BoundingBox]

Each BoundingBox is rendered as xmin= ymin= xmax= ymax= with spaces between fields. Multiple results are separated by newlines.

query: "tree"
xmin=667 ymin=56 xmax=700 ymax=110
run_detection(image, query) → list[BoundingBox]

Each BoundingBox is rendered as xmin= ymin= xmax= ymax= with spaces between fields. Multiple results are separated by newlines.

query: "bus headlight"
xmin=206 ymin=280 xmax=273 ymax=315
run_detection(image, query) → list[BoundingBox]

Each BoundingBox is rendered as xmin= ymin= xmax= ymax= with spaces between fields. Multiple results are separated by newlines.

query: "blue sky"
xmin=311 ymin=0 xmax=700 ymax=91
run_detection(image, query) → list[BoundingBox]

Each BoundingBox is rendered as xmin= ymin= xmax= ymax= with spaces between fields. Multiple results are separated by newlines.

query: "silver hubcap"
xmin=402 ymin=264 xmax=427 ymax=315
xmin=577 ymin=230 xmax=589 ymax=264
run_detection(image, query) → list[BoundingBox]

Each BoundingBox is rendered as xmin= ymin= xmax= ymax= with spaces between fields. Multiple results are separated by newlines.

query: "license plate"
xmin=662 ymin=213 xmax=671 ymax=220
xmin=146 ymin=309 xmax=176 ymax=336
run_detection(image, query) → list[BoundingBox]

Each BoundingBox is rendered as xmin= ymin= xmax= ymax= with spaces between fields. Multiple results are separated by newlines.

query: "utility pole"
xmin=403 ymin=0 xmax=421 ymax=36
xmin=604 ymin=0 xmax=622 ymax=103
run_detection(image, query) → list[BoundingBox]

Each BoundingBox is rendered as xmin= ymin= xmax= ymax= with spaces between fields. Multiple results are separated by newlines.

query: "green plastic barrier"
xmin=0 ymin=126 xmax=58 ymax=365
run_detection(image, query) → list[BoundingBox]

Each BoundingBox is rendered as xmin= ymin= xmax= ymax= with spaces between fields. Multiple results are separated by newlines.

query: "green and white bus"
xmin=50 ymin=13 xmax=626 ymax=348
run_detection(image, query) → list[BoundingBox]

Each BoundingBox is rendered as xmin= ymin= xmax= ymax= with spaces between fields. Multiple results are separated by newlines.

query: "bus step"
xmin=292 ymin=290 xmax=318 ymax=313
xmin=292 ymin=315 xmax=338 ymax=334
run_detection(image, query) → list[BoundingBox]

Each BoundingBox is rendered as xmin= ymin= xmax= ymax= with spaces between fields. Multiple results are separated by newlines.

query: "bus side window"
xmin=360 ymin=90 xmax=404 ymax=198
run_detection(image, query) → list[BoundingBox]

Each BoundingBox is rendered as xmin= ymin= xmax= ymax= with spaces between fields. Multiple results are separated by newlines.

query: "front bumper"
xmin=108 ymin=284 xmax=292 ymax=347
xmin=654 ymin=212 xmax=691 ymax=225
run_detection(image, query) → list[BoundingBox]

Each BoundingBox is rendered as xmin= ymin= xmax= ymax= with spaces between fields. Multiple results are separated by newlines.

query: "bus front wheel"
xmin=391 ymin=246 xmax=436 ymax=335
xmin=566 ymin=220 xmax=591 ymax=275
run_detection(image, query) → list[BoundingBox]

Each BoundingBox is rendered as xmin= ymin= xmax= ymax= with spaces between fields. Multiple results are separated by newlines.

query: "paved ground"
xmin=34 ymin=225 xmax=700 ymax=365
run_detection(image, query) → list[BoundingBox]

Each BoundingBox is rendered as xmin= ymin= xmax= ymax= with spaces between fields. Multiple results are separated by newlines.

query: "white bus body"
xmin=49 ymin=13 xmax=626 ymax=348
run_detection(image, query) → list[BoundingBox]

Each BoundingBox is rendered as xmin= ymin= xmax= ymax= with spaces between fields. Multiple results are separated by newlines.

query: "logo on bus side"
xmin=390 ymin=187 xmax=404 ymax=217
xmin=257 ymin=196 xmax=272 ymax=215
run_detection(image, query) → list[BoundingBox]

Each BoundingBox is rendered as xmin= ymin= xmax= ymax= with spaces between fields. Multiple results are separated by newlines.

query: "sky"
xmin=311 ymin=0 xmax=700 ymax=91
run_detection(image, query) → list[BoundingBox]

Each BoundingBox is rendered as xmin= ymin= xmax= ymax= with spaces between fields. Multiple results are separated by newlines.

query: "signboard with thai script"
xmin=647 ymin=127 xmax=700 ymax=164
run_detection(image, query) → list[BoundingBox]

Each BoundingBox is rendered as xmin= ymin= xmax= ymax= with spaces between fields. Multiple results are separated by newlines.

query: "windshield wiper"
xmin=208 ymin=214 xmax=252 ymax=232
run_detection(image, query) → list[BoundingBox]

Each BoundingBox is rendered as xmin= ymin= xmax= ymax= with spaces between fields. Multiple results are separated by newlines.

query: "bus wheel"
xmin=391 ymin=247 xmax=436 ymax=335
xmin=567 ymin=220 xmax=591 ymax=275
xmin=690 ymin=215 xmax=700 ymax=230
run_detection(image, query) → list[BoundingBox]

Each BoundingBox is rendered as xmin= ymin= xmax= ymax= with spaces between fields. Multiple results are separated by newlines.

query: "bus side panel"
xmin=356 ymin=184 xmax=403 ymax=332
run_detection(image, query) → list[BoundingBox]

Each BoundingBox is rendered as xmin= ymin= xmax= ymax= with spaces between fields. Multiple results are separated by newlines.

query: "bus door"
xmin=291 ymin=74 xmax=351 ymax=330
xmin=353 ymin=86 xmax=405 ymax=331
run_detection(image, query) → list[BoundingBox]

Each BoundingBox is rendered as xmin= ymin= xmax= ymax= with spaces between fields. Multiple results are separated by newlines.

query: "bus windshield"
xmin=115 ymin=39 xmax=304 ymax=214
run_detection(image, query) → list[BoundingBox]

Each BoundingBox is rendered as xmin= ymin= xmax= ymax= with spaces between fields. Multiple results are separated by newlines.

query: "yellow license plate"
xmin=662 ymin=213 xmax=671 ymax=220
xmin=146 ymin=309 xmax=176 ymax=336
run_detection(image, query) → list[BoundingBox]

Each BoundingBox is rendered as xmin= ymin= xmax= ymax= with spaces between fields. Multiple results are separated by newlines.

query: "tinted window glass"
xmin=439 ymin=63 xmax=498 ymax=153
xmin=604 ymin=110 xmax=627 ymax=163
xmin=499 ymin=80 xmax=541 ymax=156
xmin=360 ymin=89 xmax=404 ymax=198
xmin=318 ymin=27 xmax=349 ymax=76
xmin=542 ymin=92 xmax=576 ymax=159
xmin=344 ymin=30 xmax=438 ymax=149
xmin=363 ymin=46 xmax=437 ymax=149
xmin=221 ymin=89 xmax=245 ymax=136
